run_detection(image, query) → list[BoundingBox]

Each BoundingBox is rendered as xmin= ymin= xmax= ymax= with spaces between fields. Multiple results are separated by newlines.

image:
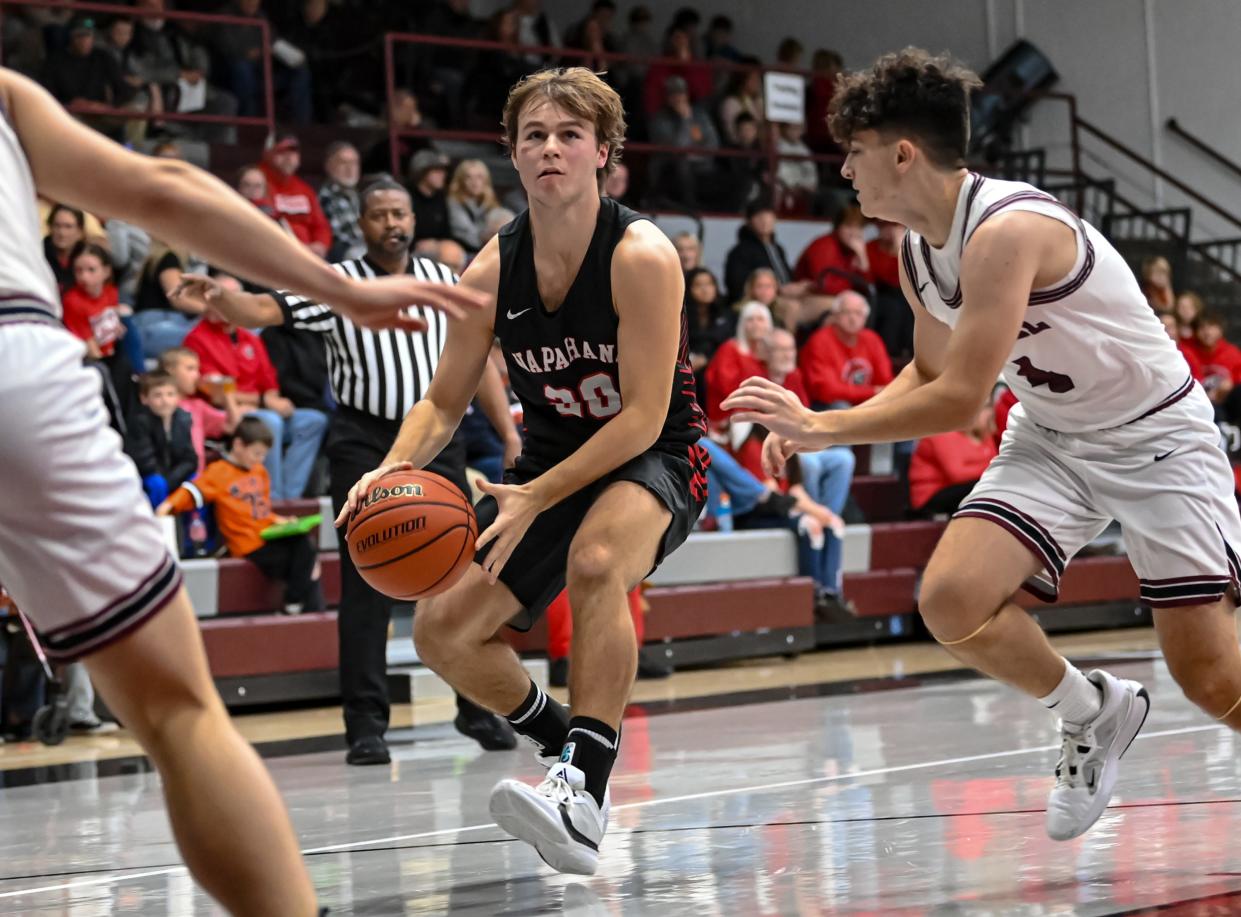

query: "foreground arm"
xmin=756 ymin=240 xmax=951 ymax=475
xmin=1 ymin=70 xmax=484 ymax=328
xmin=474 ymin=222 xmax=686 ymax=582
xmin=727 ymin=215 xmax=1044 ymax=455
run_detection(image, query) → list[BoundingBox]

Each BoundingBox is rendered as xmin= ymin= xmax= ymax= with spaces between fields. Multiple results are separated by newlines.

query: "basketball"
xmin=345 ymin=470 xmax=477 ymax=600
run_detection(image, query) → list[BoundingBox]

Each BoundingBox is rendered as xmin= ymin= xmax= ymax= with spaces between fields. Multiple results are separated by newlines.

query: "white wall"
xmin=480 ymin=0 xmax=1241 ymax=240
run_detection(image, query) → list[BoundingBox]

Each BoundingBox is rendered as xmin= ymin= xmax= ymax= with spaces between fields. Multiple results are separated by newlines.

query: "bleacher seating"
xmin=180 ymin=496 xmax=1148 ymax=705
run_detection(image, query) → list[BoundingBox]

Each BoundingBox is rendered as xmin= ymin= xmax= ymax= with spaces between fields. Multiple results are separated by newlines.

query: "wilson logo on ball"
xmin=353 ymin=516 xmax=427 ymax=553
xmin=360 ymin=482 xmax=425 ymax=510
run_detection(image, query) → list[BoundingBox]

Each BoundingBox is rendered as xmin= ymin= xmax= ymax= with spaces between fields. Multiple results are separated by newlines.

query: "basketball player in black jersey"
xmin=339 ymin=68 xmax=709 ymax=874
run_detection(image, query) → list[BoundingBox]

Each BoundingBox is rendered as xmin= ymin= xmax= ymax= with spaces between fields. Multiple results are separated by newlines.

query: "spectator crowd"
xmin=15 ymin=0 xmax=1241 ymax=636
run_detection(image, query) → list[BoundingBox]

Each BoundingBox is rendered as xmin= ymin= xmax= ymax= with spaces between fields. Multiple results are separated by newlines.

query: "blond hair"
xmin=447 ymin=159 xmax=499 ymax=209
xmin=501 ymin=67 xmax=626 ymax=183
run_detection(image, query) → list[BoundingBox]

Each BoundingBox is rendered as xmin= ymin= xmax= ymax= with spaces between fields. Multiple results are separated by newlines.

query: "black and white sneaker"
xmin=1046 ymin=668 xmax=1149 ymax=841
xmin=489 ymin=761 xmax=609 ymax=875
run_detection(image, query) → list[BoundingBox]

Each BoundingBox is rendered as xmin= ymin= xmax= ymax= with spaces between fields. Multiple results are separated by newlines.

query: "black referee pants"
xmin=327 ymin=406 xmax=471 ymax=744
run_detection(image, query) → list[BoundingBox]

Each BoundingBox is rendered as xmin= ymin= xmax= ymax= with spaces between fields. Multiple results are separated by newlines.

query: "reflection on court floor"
xmin=1 ymin=656 xmax=1238 ymax=915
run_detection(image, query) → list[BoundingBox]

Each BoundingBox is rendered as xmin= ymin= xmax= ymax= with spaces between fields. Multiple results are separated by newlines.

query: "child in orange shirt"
xmin=157 ymin=417 xmax=323 ymax=614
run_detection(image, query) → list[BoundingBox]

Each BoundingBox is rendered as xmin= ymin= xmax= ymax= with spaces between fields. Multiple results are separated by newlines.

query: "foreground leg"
xmin=920 ymin=517 xmax=1148 ymax=841
xmin=1155 ymin=599 xmax=1241 ymax=729
xmin=85 ymin=590 xmax=317 ymax=917
xmin=491 ymin=482 xmax=671 ymax=876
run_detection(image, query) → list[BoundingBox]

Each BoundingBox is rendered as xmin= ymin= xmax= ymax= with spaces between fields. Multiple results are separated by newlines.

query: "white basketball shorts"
xmin=0 ymin=321 xmax=182 ymax=662
xmin=957 ymin=383 xmax=1241 ymax=609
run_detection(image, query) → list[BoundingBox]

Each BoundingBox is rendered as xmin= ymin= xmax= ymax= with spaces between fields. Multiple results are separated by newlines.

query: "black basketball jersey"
xmin=495 ymin=197 xmax=707 ymax=469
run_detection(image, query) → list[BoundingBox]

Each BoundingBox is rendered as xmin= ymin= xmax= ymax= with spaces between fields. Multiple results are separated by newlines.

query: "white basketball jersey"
xmin=902 ymin=174 xmax=1191 ymax=433
xmin=0 ymin=93 xmax=62 ymax=326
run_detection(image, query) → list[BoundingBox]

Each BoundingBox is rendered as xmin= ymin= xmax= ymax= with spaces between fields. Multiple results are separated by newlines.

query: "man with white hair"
xmin=319 ymin=141 xmax=364 ymax=260
xmin=799 ymin=290 xmax=893 ymax=408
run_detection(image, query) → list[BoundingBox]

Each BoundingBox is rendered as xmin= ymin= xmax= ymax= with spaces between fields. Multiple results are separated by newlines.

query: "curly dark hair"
xmin=828 ymin=48 xmax=982 ymax=169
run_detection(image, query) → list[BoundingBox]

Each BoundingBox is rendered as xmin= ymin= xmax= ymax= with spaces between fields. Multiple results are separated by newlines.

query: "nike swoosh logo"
xmin=917 ymin=281 xmax=930 ymax=295
xmin=506 ymin=307 xmax=534 ymax=319
xmin=1154 ymin=449 xmax=1178 ymax=462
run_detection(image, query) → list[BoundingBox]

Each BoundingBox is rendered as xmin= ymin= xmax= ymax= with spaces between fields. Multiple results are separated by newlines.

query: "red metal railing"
xmin=381 ymin=31 xmax=843 ymax=213
xmin=0 ymin=0 xmax=276 ymax=139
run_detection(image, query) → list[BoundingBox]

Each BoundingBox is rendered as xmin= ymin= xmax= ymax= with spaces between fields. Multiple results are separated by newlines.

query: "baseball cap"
xmin=70 ymin=16 xmax=96 ymax=34
xmin=409 ymin=148 xmax=450 ymax=179
xmin=664 ymin=75 xmax=689 ymax=95
xmin=269 ymin=133 xmax=300 ymax=152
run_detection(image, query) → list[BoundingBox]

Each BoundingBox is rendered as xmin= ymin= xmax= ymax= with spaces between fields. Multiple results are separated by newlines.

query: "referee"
xmin=175 ymin=179 xmax=520 ymax=765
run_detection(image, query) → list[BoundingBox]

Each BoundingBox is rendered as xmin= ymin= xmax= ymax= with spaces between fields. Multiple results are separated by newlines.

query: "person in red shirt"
xmin=1187 ymin=311 xmax=1241 ymax=420
xmin=259 ymin=135 xmax=332 ymax=258
xmin=62 ymin=241 xmax=136 ymax=414
xmin=641 ymin=24 xmax=713 ymax=116
xmin=799 ymin=290 xmax=894 ymax=406
xmin=867 ymin=219 xmax=901 ymax=290
xmin=794 ymin=204 xmax=872 ymax=297
xmin=183 ymin=286 xmax=327 ymax=500
xmin=62 ymin=241 xmax=125 ymax=360
xmin=159 ymin=346 xmax=245 ymax=474
xmin=909 ymin=402 xmax=999 ymax=516
xmin=1158 ymin=312 xmax=1204 ymax=383
xmin=759 ymin=327 xmax=854 ymax=610
xmin=705 ymin=300 xmax=770 ymax=428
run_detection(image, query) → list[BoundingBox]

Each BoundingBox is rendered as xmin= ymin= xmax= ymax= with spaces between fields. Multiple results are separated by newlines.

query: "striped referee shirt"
xmin=274 ymin=255 xmax=456 ymax=421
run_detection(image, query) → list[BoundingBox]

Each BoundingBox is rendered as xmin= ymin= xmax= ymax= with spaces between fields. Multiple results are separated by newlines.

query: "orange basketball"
xmin=345 ymin=470 xmax=477 ymax=600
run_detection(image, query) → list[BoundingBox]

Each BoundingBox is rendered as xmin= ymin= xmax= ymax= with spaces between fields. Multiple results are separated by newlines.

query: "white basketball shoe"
xmin=489 ymin=761 xmax=609 ymax=875
xmin=1045 ymin=668 xmax=1150 ymax=841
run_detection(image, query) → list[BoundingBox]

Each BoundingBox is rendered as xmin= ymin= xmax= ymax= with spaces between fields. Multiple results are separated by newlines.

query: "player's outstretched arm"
xmin=0 ymin=69 xmax=484 ymax=329
xmin=474 ymin=222 xmax=684 ymax=582
xmin=170 ymin=275 xmax=284 ymax=328
xmin=758 ymin=239 xmax=952 ymax=476
xmin=335 ymin=238 xmax=501 ymax=526
xmin=724 ymin=214 xmax=1043 ymax=448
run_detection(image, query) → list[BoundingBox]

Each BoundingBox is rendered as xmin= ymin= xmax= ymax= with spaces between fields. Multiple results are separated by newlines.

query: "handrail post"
xmin=385 ymin=34 xmax=398 ymax=179
xmin=259 ymin=19 xmax=276 ymax=141
xmin=1067 ymin=95 xmax=1083 ymax=215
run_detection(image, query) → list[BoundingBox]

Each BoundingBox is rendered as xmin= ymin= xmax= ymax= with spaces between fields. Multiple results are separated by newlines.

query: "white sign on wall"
xmin=764 ymin=71 xmax=806 ymax=124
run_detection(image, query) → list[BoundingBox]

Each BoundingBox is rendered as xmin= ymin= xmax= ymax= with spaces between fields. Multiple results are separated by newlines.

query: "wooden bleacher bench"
xmin=182 ymin=497 xmax=1147 ymax=706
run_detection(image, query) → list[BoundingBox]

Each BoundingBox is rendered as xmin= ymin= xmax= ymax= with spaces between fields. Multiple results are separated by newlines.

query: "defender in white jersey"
xmin=0 ymin=67 xmax=483 ymax=915
xmin=725 ymin=49 xmax=1241 ymax=842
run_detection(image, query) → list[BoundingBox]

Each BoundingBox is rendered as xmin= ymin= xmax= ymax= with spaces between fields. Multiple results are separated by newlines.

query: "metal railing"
xmin=1166 ymin=117 xmax=1241 ymax=185
xmin=0 ymin=0 xmax=277 ymax=138
xmin=380 ymin=31 xmax=844 ymax=216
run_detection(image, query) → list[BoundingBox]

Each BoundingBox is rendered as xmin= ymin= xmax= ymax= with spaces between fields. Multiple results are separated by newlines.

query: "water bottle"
xmin=188 ymin=512 xmax=208 ymax=557
xmin=716 ymin=493 xmax=734 ymax=533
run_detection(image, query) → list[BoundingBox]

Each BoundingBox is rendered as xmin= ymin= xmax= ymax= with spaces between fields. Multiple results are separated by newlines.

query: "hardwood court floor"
xmin=0 ymin=626 xmax=1162 ymax=772
xmin=0 ymin=630 xmax=1237 ymax=914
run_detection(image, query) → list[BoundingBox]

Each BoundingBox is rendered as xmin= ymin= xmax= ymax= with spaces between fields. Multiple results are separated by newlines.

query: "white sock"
xmin=1039 ymin=661 xmax=1103 ymax=725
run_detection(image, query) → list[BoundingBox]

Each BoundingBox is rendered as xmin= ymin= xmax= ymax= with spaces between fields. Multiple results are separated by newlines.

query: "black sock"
xmin=564 ymin=716 xmax=618 ymax=807
xmin=505 ymin=680 xmax=570 ymax=757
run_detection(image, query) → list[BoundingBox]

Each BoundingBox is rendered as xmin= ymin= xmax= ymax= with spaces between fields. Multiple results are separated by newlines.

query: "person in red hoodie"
xmin=799 ymin=290 xmax=893 ymax=407
xmin=1187 ymin=311 xmax=1241 ymax=420
xmin=909 ymin=401 xmax=999 ymax=516
xmin=794 ymin=204 xmax=872 ymax=297
xmin=63 ymin=240 xmax=135 ymax=414
xmin=259 ymin=134 xmax=332 ymax=258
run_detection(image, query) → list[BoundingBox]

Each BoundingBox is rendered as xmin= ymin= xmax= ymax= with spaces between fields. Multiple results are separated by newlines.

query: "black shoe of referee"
xmin=454 ymin=697 xmax=518 ymax=751
xmin=345 ymin=734 xmax=391 ymax=766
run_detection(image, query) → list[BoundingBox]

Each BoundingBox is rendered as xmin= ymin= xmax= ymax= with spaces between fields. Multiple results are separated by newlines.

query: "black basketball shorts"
xmin=473 ymin=442 xmax=710 ymax=631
